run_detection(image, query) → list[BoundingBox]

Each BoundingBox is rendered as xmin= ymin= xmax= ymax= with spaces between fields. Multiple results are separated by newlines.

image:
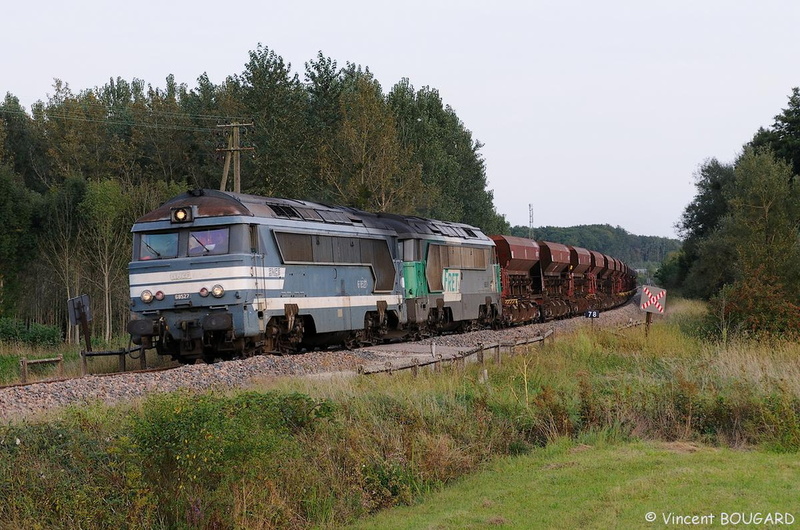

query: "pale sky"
xmin=5 ymin=0 xmax=800 ymax=238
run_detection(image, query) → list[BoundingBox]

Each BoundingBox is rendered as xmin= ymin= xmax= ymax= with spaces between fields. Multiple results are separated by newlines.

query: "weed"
xmin=3 ymin=298 xmax=800 ymax=527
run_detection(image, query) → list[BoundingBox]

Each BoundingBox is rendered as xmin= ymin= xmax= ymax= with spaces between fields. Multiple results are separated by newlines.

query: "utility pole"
xmin=217 ymin=122 xmax=254 ymax=193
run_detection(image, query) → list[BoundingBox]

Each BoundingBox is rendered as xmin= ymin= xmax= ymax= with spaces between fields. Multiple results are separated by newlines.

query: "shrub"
xmin=130 ymin=390 xmax=333 ymax=528
xmin=0 ymin=317 xmax=61 ymax=346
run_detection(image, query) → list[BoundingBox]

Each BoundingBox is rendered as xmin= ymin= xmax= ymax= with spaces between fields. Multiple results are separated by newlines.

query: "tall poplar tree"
xmin=708 ymin=148 xmax=800 ymax=334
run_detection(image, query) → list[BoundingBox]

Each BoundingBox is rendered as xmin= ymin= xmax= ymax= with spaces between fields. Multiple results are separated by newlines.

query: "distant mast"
xmin=528 ymin=203 xmax=534 ymax=240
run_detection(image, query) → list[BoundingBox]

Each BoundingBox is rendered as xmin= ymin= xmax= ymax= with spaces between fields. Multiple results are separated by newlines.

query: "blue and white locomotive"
xmin=127 ymin=189 xmax=501 ymax=362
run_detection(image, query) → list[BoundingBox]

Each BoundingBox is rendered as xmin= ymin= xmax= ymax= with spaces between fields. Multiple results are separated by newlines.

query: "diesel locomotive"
xmin=127 ymin=190 xmax=635 ymax=363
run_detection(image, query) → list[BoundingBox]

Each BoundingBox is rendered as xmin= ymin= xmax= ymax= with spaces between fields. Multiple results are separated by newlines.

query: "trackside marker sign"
xmin=640 ymin=285 xmax=667 ymax=314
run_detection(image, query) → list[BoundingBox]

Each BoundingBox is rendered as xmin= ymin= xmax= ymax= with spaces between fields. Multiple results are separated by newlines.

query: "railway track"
xmin=0 ymin=364 xmax=177 ymax=391
xmin=0 ymin=299 xmax=645 ymax=423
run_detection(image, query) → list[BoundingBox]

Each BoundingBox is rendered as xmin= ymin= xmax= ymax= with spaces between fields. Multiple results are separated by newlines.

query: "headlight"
xmin=141 ymin=290 xmax=154 ymax=303
xmin=199 ymin=287 xmax=209 ymax=297
xmin=171 ymin=207 xmax=193 ymax=223
xmin=211 ymin=284 xmax=225 ymax=298
xmin=155 ymin=291 xmax=165 ymax=301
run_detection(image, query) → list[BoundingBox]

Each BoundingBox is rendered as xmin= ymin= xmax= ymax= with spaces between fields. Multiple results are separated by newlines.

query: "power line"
xmin=0 ymin=106 xmax=251 ymax=134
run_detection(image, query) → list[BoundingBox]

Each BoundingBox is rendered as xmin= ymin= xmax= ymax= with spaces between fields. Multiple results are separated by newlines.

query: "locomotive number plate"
xmin=174 ymin=293 xmax=191 ymax=300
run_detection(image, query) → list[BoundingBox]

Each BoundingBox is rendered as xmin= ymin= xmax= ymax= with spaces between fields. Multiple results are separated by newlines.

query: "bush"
xmin=710 ymin=273 xmax=800 ymax=339
xmin=0 ymin=317 xmax=61 ymax=346
xmin=4 ymin=319 xmax=800 ymax=528
xmin=130 ymin=390 xmax=333 ymax=528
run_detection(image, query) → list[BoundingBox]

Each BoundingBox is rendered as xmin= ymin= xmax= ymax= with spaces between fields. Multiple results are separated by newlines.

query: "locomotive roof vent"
xmin=318 ymin=210 xmax=353 ymax=224
xmin=295 ymin=207 xmax=323 ymax=221
xmin=267 ymin=204 xmax=301 ymax=219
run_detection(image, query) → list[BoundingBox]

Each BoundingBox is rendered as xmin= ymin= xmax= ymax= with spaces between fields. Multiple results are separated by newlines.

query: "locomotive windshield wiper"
xmin=142 ymin=240 xmax=161 ymax=258
xmin=191 ymin=233 xmax=211 ymax=253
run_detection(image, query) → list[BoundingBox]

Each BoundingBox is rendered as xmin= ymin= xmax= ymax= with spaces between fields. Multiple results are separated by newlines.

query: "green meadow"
xmin=1 ymin=299 xmax=799 ymax=528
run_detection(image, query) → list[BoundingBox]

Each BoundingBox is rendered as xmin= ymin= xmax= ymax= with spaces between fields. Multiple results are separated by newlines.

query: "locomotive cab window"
xmin=189 ymin=228 xmax=230 ymax=256
xmin=139 ymin=232 xmax=179 ymax=260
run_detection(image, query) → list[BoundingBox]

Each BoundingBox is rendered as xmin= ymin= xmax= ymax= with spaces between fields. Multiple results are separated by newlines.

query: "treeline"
xmin=656 ymin=88 xmax=800 ymax=336
xmin=509 ymin=224 xmax=679 ymax=269
xmin=0 ymin=45 xmax=509 ymax=340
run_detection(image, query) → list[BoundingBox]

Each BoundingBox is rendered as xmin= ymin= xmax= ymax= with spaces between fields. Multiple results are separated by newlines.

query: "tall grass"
xmin=1 ymin=299 xmax=799 ymax=528
xmin=0 ymin=338 xmax=173 ymax=385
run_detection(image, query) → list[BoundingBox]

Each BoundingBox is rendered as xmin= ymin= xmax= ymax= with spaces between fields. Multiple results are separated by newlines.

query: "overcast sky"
xmin=5 ymin=1 xmax=800 ymax=238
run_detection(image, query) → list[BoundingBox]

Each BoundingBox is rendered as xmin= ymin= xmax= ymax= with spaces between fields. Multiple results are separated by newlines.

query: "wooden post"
xmin=118 ymin=352 xmax=126 ymax=373
xmin=19 ymin=358 xmax=28 ymax=384
xmin=233 ymin=125 xmax=241 ymax=193
xmin=478 ymin=343 xmax=485 ymax=365
xmin=57 ymin=355 xmax=64 ymax=378
xmin=412 ymin=358 xmax=419 ymax=377
xmin=645 ymin=312 xmax=652 ymax=337
xmin=139 ymin=345 xmax=147 ymax=370
xmin=76 ymin=300 xmax=92 ymax=354
xmin=81 ymin=351 xmax=87 ymax=377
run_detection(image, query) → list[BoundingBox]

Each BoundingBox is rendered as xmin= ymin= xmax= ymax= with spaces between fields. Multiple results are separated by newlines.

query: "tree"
xmin=318 ymin=75 xmax=422 ymax=213
xmin=236 ymin=44 xmax=311 ymax=197
xmin=725 ymin=148 xmax=800 ymax=277
xmin=387 ymin=80 xmax=508 ymax=232
xmin=0 ymin=117 xmax=6 ymax=161
xmin=37 ymin=177 xmax=87 ymax=341
xmin=706 ymin=148 xmax=800 ymax=335
xmin=179 ymin=73 xmax=243 ymax=190
xmin=134 ymin=75 xmax=193 ymax=184
xmin=304 ymin=52 xmax=345 ymax=201
xmin=674 ymin=158 xmax=736 ymax=298
xmin=678 ymin=158 xmax=736 ymax=241
xmin=35 ymin=81 xmax=115 ymax=183
xmin=0 ymin=165 xmax=39 ymax=315
xmin=751 ymin=87 xmax=800 ymax=176
xmin=80 ymin=180 xmax=135 ymax=341
xmin=1 ymin=46 xmax=517 ymax=335
xmin=304 ymin=52 xmax=344 ymax=136
xmin=0 ymin=93 xmax=50 ymax=192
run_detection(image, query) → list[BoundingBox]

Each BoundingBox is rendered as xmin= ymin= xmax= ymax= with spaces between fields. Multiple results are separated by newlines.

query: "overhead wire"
xmin=0 ymin=104 xmax=252 ymax=134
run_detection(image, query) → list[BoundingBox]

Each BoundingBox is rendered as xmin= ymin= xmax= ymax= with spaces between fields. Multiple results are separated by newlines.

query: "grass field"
xmin=347 ymin=438 xmax=800 ymax=529
xmin=0 ymin=339 xmax=173 ymax=385
xmin=2 ymin=298 xmax=800 ymax=528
